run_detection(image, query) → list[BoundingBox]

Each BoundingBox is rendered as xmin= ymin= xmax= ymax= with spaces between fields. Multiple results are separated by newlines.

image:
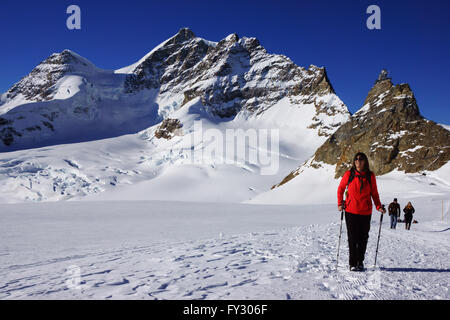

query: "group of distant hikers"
xmin=387 ymin=198 xmax=416 ymax=230
xmin=337 ymin=152 xmax=417 ymax=272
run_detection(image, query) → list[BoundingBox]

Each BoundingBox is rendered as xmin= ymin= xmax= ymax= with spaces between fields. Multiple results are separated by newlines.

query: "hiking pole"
xmin=336 ymin=205 xmax=345 ymax=271
xmin=374 ymin=205 xmax=385 ymax=268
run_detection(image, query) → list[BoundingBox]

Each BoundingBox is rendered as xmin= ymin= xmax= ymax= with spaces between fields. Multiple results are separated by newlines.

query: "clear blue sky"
xmin=0 ymin=0 xmax=449 ymax=124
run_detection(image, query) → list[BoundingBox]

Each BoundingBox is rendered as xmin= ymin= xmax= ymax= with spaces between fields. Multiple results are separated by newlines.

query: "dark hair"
xmin=394 ymin=198 xmax=398 ymax=202
xmin=351 ymin=152 xmax=371 ymax=173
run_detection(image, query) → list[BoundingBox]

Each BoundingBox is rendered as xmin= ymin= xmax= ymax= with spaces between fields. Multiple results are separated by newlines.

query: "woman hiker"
xmin=337 ymin=152 xmax=386 ymax=271
xmin=403 ymin=202 xmax=415 ymax=230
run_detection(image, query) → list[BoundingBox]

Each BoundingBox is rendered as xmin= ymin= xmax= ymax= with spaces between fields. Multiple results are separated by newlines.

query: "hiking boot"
xmin=350 ymin=266 xmax=357 ymax=272
xmin=357 ymin=262 xmax=365 ymax=271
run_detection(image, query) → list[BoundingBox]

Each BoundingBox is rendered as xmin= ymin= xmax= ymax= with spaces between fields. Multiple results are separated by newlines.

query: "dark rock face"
xmin=154 ymin=118 xmax=183 ymax=140
xmin=124 ymin=28 xmax=347 ymax=125
xmin=276 ymin=71 xmax=450 ymax=186
xmin=177 ymin=37 xmax=339 ymax=120
xmin=124 ymin=29 xmax=211 ymax=92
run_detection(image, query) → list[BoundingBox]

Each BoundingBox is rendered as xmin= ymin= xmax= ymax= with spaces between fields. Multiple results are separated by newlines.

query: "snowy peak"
xmin=34 ymin=49 xmax=97 ymax=73
xmin=115 ymin=28 xmax=217 ymax=75
xmin=224 ymin=33 xmax=239 ymax=42
xmin=123 ymin=29 xmax=215 ymax=92
xmin=2 ymin=49 xmax=100 ymax=105
xmin=48 ymin=49 xmax=98 ymax=70
xmin=168 ymin=27 xmax=196 ymax=44
xmin=305 ymin=65 xmax=336 ymax=95
xmin=216 ymin=33 xmax=242 ymax=48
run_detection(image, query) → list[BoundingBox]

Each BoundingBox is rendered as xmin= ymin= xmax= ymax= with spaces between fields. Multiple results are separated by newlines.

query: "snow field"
xmin=0 ymin=200 xmax=448 ymax=300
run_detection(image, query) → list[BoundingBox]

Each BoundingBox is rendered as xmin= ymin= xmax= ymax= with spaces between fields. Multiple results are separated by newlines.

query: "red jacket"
xmin=337 ymin=170 xmax=382 ymax=215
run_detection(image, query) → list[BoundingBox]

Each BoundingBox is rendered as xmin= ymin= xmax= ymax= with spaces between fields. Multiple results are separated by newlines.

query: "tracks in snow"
xmin=0 ymin=221 xmax=449 ymax=300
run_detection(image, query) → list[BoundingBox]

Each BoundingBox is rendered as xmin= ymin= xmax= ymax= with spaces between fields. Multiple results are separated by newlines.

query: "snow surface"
xmin=250 ymin=162 xmax=450 ymax=206
xmin=0 ymin=199 xmax=448 ymax=299
xmin=0 ymin=95 xmax=331 ymax=203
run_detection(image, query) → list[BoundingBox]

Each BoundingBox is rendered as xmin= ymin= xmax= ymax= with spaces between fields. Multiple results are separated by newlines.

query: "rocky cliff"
xmin=275 ymin=70 xmax=450 ymax=188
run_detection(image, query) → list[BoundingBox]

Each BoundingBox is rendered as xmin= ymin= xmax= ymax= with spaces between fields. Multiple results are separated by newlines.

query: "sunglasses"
xmin=355 ymin=157 xmax=365 ymax=161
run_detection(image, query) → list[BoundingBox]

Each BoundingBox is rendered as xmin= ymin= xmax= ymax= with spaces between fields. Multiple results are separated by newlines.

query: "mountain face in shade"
xmin=275 ymin=70 xmax=450 ymax=188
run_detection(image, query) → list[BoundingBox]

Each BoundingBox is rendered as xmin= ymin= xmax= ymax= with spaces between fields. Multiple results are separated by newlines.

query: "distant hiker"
xmin=388 ymin=198 xmax=401 ymax=229
xmin=337 ymin=152 xmax=386 ymax=272
xmin=403 ymin=202 xmax=415 ymax=230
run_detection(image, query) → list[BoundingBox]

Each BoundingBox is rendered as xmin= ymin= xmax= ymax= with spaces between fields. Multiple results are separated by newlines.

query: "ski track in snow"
xmin=1 ymin=219 xmax=448 ymax=300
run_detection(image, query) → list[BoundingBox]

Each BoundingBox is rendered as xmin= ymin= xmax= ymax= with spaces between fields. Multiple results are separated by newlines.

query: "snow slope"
xmin=250 ymin=159 xmax=450 ymax=206
xmin=0 ymin=199 xmax=448 ymax=299
xmin=0 ymin=95 xmax=333 ymax=203
xmin=1 ymin=115 xmax=448 ymax=205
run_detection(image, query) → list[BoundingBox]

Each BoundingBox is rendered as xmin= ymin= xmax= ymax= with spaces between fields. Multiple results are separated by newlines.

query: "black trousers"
xmin=405 ymin=214 xmax=413 ymax=230
xmin=345 ymin=212 xmax=371 ymax=267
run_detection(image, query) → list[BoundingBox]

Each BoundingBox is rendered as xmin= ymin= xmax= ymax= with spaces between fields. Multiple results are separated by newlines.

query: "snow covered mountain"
xmin=0 ymin=28 xmax=350 ymax=203
xmin=1 ymin=30 xmax=447 ymax=205
xmin=252 ymin=70 xmax=450 ymax=205
xmin=0 ymin=28 xmax=348 ymax=151
xmin=0 ymin=49 xmax=157 ymax=150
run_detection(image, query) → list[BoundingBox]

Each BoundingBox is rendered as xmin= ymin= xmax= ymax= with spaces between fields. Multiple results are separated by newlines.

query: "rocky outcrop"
xmin=154 ymin=118 xmax=183 ymax=140
xmin=275 ymin=70 xmax=450 ymax=187
xmin=124 ymin=28 xmax=212 ymax=92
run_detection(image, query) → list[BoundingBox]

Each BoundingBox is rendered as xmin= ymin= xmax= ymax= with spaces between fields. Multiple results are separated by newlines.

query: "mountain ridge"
xmin=0 ymin=27 xmax=349 ymax=151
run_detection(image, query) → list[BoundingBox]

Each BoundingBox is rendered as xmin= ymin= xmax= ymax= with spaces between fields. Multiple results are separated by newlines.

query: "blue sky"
xmin=0 ymin=0 xmax=449 ymax=124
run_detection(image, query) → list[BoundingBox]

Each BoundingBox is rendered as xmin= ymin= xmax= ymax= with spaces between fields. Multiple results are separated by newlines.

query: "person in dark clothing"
xmin=337 ymin=152 xmax=385 ymax=272
xmin=403 ymin=202 xmax=415 ymax=230
xmin=388 ymin=198 xmax=401 ymax=229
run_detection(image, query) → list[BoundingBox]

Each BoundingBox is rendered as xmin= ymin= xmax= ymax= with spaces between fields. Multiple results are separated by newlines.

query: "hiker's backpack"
xmin=346 ymin=168 xmax=372 ymax=193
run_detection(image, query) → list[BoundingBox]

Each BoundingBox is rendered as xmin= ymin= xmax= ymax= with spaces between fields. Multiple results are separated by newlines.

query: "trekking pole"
xmin=374 ymin=205 xmax=385 ymax=268
xmin=336 ymin=205 xmax=345 ymax=271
